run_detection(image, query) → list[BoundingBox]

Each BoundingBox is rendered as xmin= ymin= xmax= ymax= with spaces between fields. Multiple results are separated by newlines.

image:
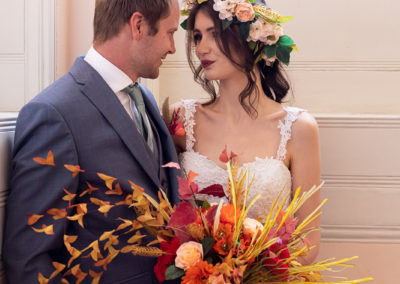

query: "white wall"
xmin=0 ymin=0 xmax=55 ymax=112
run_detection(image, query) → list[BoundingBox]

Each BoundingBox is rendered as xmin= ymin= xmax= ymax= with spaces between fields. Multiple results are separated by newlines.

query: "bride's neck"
xmin=215 ymin=69 xmax=272 ymax=121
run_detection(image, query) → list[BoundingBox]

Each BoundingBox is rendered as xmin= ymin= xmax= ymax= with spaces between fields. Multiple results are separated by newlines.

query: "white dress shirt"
xmin=84 ymin=46 xmax=137 ymax=121
xmin=84 ymin=47 xmax=157 ymax=153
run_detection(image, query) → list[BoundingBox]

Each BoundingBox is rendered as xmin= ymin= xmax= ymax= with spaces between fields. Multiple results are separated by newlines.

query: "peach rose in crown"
xmin=242 ymin=217 xmax=263 ymax=235
xmin=175 ymin=241 xmax=203 ymax=270
xmin=235 ymin=2 xmax=255 ymax=22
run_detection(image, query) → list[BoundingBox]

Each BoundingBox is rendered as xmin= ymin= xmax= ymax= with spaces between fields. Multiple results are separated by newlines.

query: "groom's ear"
xmin=129 ymin=12 xmax=146 ymax=40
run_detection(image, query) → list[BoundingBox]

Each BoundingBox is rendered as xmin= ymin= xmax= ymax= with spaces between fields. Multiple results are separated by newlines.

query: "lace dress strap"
xmin=276 ymin=106 xmax=305 ymax=161
xmin=182 ymin=99 xmax=198 ymax=152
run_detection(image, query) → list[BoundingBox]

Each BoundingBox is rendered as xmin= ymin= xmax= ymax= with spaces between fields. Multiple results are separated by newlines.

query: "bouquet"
xmin=28 ymin=150 xmax=373 ymax=283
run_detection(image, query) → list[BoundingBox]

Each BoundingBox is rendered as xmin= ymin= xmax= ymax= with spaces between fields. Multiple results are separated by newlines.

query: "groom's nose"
xmin=168 ymin=35 xmax=176 ymax=55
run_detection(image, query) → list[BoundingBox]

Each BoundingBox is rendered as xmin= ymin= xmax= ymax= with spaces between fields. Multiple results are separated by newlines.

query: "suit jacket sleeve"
xmin=3 ymin=101 xmax=79 ymax=283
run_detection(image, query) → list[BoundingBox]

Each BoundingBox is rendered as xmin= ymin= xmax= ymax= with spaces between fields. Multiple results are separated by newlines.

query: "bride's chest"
xmin=179 ymin=151 xmax=292 ymax=190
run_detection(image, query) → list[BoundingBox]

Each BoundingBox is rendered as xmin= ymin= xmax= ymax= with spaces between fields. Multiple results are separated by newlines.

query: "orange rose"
xmin=235 ymin=2 xmax=255 ymax=22
xmin=175 ymin=241 xmax=203 ymax=270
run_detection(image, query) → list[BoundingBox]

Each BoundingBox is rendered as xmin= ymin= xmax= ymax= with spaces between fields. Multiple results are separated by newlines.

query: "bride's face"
xmin=193 ymin=10 xmax=240 ymax=81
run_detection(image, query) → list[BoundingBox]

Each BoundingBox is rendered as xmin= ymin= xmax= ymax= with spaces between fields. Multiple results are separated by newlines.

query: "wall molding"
xmin=0 ymin=54 xmax=25 ymax=64
xmin=289 ymin=61 xmax=400 ymax=72
xmin=0 ymin=114 xmax=17 ymax=133
xmin=322 ymin=174 xmax=400 ymax=187
xmin=161 ymin=61 xmax=190 ymax=69
xmin=161 ymin=60 xmax=400 ymax=72
xmin=322 ymin=225 xmax=400 ymax=243
xmin=315 ymin=115 xmax=400 ymax=129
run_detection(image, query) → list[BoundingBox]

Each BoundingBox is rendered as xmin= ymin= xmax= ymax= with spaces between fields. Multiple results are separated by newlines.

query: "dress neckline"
xmin=182 ymin=150 xmax=289 ymax=173
xmin=181 ymin=99 xmax=303 ymax=168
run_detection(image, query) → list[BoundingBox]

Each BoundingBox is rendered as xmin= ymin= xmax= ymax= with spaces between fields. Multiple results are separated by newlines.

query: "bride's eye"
xmin=193 ymin=33 xmax=202 ymax=45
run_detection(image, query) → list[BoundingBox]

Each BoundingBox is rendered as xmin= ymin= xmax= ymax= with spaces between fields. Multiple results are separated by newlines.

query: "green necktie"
xmin=123 ymin=84 xmax=154 ymax=152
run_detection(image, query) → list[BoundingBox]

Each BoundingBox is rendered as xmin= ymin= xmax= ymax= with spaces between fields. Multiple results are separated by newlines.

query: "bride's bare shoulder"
xmin=291 ymin=111 xmax=319 ymax=149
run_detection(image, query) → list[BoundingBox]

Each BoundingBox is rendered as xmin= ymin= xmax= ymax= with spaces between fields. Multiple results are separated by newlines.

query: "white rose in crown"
xmin=213 ymin=0 xmax=238 ymax=21
xmin=247 ymin=19 xmax=264 ymax=41
xmin=265 ymin=24 xmax=283 ymax=45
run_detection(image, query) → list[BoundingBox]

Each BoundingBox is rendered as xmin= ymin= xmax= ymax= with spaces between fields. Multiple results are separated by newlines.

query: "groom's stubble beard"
xmin=136 ymin=48 xmax=166 ymax=80
xmin=137 ymin=60 xmax=161 ymax=80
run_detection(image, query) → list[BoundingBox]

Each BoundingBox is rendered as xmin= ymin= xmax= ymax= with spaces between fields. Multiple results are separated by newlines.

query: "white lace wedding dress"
xmin=179 ymin=100 xmax=304 ymax=219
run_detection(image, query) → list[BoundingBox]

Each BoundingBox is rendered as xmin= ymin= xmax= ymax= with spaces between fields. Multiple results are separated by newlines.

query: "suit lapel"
xmin=69 ymin=58 xmax=160 ymax=189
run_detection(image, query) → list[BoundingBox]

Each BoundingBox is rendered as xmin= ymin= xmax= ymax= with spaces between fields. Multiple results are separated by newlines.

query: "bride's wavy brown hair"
xmin=185 ymin=1 xmax=291 ymax=117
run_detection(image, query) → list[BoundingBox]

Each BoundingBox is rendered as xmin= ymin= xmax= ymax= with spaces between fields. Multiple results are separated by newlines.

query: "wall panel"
xmin=0 ymin=0 xmax=55 ymax=112
xmin=0 ymin=1 xmax=25 ymax=54
xmin=318 ymin=115 xmax=400 ymax=244
xmin=0 ymin=61 xmax=25 ymax=110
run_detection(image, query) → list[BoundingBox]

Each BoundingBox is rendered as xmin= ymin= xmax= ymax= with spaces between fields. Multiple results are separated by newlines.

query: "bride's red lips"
xmin=201 ymin=60 xmax=215 ymax=68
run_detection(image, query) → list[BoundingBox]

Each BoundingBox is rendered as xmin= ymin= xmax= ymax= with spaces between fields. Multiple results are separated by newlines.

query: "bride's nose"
xmin=196 ymin=36 xmax=211 ymax=56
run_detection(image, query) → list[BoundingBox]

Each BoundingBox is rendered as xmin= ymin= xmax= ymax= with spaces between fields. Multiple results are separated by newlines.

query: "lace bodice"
xmin=179 ymin=99 xmax=304 ymax=219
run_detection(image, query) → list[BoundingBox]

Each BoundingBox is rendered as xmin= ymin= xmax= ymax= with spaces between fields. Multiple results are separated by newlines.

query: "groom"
xmin=3 ymin=0 xmax=180 ymax=283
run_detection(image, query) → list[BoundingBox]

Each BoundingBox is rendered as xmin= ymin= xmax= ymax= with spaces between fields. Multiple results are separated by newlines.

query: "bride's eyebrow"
xmin=193 ymin=26 xmax=215 ymax=33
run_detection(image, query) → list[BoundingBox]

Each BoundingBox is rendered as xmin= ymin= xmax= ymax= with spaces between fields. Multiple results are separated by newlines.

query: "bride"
xmin=172 ymin=0 xmax=321 ymax=263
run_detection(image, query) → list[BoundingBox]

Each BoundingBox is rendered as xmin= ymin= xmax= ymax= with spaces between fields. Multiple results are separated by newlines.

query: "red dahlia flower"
xmin=154 ymin=237 xmax=181 ymax=282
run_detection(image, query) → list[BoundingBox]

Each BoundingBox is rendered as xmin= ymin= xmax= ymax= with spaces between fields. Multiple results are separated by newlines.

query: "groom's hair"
xmin=93 ymin=0 xmax=172 ymax=44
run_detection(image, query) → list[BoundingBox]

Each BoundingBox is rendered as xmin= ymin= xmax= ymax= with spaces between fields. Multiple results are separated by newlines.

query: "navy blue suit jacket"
xmin=3 ymin=57 xmax=180 ymax=283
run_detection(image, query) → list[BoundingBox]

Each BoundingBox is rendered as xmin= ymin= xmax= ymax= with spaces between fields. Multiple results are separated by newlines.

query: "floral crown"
xmin=181 ymin=0 xmax=297 ymax=66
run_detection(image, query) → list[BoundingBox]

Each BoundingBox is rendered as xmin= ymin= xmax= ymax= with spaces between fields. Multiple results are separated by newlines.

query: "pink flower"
xmin=242 ymin=217 xmax=262 ymax=236
xmin=271 ymin=211 xmax=298 ymax=244
xmin=235 ymin=2 xmax=255 ymax=22
xmin=175 ymin=241 xmax=203 ymax=270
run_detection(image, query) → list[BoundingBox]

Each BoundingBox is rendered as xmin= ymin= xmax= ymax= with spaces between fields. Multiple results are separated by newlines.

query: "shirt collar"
xmin=84 ymin=46 xmax=133 ymax=93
